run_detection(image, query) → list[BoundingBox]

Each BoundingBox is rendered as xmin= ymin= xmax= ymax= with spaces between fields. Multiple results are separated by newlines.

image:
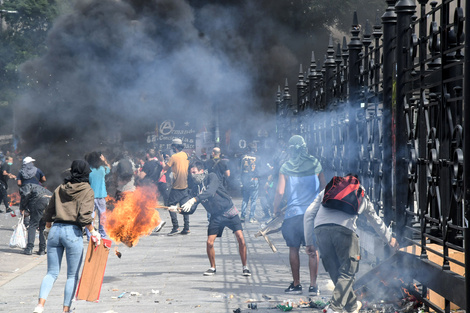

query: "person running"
xmin=172 ymin=160 xmax=251 ymax=277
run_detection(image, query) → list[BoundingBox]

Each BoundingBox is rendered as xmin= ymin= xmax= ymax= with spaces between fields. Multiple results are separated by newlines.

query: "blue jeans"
xmin=241 ymin=180 xmax=259 ymax=219
xmin=39 ymin=223 xmax=84 ymax=307
xmin=86 ymin=198 xmax=107 ymax=239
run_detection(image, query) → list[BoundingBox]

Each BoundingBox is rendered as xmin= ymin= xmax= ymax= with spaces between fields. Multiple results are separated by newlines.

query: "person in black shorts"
xmin=173 ymin=160 xmax=251 ymax=277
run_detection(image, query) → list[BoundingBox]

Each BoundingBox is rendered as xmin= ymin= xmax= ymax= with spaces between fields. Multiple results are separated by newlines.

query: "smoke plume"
xmin=14 ymin=0 xmax=383 ymax=185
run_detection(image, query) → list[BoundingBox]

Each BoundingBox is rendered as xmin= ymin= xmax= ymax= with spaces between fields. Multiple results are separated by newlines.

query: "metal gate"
xmin=276 ymin=0 xmax=469 ymax=311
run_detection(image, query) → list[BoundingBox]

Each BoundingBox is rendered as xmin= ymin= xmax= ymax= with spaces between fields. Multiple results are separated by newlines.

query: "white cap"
xmin=172 ymin=138 xmax=183 ymax=145
xmin=23 ymin=156 xmax=36 ymax=164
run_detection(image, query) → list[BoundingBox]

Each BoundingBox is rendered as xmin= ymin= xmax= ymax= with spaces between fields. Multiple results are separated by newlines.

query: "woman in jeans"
xmin=33 ymin=160 xmax=101 ymax=313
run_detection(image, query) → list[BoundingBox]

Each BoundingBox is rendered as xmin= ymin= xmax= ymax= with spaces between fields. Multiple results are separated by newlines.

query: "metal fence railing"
xmin=276 ymin=0 xmax=468 ymax=311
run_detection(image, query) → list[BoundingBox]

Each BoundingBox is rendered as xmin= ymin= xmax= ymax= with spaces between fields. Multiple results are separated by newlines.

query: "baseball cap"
xmin=172 ymin=138 xmax=183 ymax=145
xmin=23 ymin=156 xmax=36 ymax=164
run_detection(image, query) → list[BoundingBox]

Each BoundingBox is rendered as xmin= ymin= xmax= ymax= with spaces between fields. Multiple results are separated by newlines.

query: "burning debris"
xmin=114 ymin=247 xmax=122 ymax=259
xmin=353 ymin=253 xmax=429 ymax=313
xmin=8 ymin=192 xmax=20 ymax=207
xmin=104 ymin=185 xmax=162 ymax=247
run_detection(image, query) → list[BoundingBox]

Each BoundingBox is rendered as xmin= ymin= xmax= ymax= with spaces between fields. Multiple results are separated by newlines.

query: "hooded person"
xmin=33 ymin=160 xmax=101 ymax=313
xmin=304 ymin=174 xmax=399 ymax=313
xmin=273 ymin=135 xmax=326 ymax=296
xmin=173 ymin=160 xmax=251 ymax=277
xmin=20 ymin=182 xmax=52 ymax=256
xmin=17 ymin=156 xmax=46 ymax=187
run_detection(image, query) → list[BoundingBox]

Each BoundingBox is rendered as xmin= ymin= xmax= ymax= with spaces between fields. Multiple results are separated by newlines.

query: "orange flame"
xmin=9 ymin=192 xmax=20 ymax=206
xmin=104 ymin=185 xmax=161 ymax=247
xmin=402 ymin=287 xmax=412 ymax=297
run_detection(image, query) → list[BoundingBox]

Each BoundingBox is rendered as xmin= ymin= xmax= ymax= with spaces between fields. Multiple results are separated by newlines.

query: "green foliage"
xmin=0 ymin=0 xmax=61 ymax=114
xmin=304 ymin=0 xmax=386 ymax=31
xmin=256 ymin=0 xmax=386 ymax=36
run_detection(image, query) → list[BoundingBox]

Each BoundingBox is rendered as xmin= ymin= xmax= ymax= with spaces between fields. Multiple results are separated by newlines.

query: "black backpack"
xmin=322 ymin=175 xmax=365 ymax=215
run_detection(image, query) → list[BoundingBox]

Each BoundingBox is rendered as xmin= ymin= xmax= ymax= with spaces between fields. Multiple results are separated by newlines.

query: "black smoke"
xmin=15 ymin=0 xmax=383 ymax=185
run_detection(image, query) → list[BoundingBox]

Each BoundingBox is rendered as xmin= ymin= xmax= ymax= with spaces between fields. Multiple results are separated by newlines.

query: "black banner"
xmin=146 ymin=118 xmax=196 ymax=151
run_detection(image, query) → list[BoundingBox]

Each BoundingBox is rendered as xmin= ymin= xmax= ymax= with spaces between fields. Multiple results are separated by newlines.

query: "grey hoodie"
xmin=304 ymin=190 xmax=392 ymax=246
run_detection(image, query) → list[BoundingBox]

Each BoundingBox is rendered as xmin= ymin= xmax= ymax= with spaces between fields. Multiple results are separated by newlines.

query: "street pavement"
xmin=0 ymin=199 xmax=340 ymax=313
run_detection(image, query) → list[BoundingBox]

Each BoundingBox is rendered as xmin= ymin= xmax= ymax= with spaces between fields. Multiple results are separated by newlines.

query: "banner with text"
xmin=146 ymin=119 xmax=196 ymax=151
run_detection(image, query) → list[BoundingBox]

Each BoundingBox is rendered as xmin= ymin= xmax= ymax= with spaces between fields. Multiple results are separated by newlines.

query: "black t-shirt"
xmin=205 ymin=158 xmax=228 ymax=183
xmin=142 ymin=159 xmax=162 ymax=183
xmin=193 ymin=172 xmax=233 ymax=215
xmin=17 ymin=168 xmax=44 ymax=185
xmin=0 ymin=163 xmax=11 ymax=185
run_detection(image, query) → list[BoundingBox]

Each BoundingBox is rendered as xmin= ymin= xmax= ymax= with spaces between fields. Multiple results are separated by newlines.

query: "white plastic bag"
xmin=9 ymin=215 xmax=28 ymax=249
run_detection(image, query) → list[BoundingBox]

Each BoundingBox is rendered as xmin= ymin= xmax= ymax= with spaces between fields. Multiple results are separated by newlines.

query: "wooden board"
xmin=76 ymin=239 xmax=112 ymax=302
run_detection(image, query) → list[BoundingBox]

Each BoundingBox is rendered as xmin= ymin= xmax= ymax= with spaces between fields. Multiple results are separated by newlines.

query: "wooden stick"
xmin=155 ymin=205 xmax=182 ymax=212
xmin=261 ymin=233 xmax=277 ymax=253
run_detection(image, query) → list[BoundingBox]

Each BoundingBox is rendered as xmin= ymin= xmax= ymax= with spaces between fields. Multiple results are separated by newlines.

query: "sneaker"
xmin=0 ymin=209 xmax=3 ymax=213
xmin=167 ymin=228 xmax=180 ymax=236
xmin=249 ymin=218 xmax=256 ymax=223
xmin=346 ymin=301 xmax=362 ymax=313
xmin=5 ymin=208 xmax=12 ymax=213
xmin=154 ymin=220 xmax=166 ymax=233
xmin=24 ymin=248 xmax=33 ymax=255
xmin=284 ymin=282 xmax=302 ymax=294
xmin=180 ymin=229 xmax=190 ymax=235
xmin=203 ymin=268 xmax=216 ymax=276
xmin=33 ymin=305 xmax=45 ymax=313
xmin=242 ymin=268 xmax=251 ymax=276
xmin=308 ymin=285 xmax=320 ymax=296
xmin=240 ymin=216 xmax=245 ymax=223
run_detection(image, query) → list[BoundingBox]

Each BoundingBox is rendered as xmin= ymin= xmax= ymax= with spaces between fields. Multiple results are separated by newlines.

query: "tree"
xmin=0 ymin=0 xmax=61 ymax=135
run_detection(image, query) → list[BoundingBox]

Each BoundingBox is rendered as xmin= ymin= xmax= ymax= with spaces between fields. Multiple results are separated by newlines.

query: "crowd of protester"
xmin=1 ymin=135 xmax=398 ymax=313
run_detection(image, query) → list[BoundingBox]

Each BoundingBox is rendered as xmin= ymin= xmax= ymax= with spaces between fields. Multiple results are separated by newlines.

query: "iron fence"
xmin=276 ymin=0 xmax=469 ymax=311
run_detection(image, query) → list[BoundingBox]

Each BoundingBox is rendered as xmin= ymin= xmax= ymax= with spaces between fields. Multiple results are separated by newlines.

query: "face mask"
xmin=192 ymin=172 xmax=206 ymax=184
xmin=7 ymin=162 xmax=12 ymax=166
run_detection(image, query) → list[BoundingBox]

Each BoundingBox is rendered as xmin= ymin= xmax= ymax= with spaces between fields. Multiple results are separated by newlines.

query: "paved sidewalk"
xmin=0 ymin=199 xmax=334 ymax=313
